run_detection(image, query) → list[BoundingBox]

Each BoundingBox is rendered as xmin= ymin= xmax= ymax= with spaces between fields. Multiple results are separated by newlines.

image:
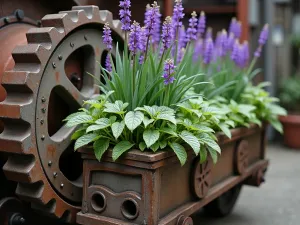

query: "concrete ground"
xmin=192 ymin=143 xmax=300 ymax=225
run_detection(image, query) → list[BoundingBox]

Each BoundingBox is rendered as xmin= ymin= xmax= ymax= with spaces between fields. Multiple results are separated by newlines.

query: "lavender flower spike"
xmin=172 ymin=0 xmax=185 ymax=34
xmin=193 ymin=39 xmax=203 ymax=62
xmin=197 ymin=11 xmax=206 ymax=37
xmin=219 ymin=29 xmax=228 ymax=57
xmin=105 ymin=54 xmax=112 ymax=72
xmin=162 ymin=58 xmax=176 ymax=85
xmin=205 ymin=27 xmax=213 ymax=39
xmin=186 ymin=11 xmax=198 ymax=42
xmin=231 ymin=40 xmax=239 ymax=64
xmin=225 ymin=32 xmax=235 ymax=52
xmin=229 ymin=17 xmax=241 ymax=39
xmin=119 ymin=0 xmax=131 ymax=31
xmin=203 ymin=38 xmax=214 ymax=64
xmin=144 ymin=1 xmax=160 ymax=38
xmin=103 ymin=23 xmax=112 ymax=50
xmin=258 ymin=24 xmax=269 ymax=45
xmin=162 ymin=16 xmax=173 ymax=51
xmin=129 ymin=21 xmax=141 ymax=55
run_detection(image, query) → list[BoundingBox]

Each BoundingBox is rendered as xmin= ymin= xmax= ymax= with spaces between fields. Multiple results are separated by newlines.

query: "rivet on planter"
xmin=41 ymin=97 xmax=46 ymax=103
xmin=41 ymin=108 xmax=46 ymax=113
xmin=60 ymin=183 xmax=64 ymax=189
xmin=48 ymin=161 xmax=52 ymax=167
xmin=70 ymin=42 xmax=74 ymax=48
xmin=52 ymin=62 xmax=56 ymax=68
xmin=40 ymin=119 xmax=44 ymax=125
xmin=41 ymin=135 xmax=45 ymax=141
xmin=58 ymin=55 xmax=63 ymax=60
xmin=53 ymin=172 xmax=58 ymax=178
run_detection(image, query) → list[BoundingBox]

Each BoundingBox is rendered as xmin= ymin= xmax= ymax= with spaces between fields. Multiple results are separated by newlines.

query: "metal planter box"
xmin=77 ymin=124 xmax=269 ymax=225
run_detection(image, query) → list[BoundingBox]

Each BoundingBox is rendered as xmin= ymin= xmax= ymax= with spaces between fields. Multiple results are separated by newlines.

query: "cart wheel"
xmin=204 ymin=184 xmax=242 ymax=217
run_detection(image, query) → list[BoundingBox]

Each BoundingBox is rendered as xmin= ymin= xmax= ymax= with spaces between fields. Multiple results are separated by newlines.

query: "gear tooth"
xmin=32 ymin=200 xmax=57 ymax=216
xmin=12 ymin=44 xmax=49 ymax=72
xmin=26 ymin=27 xmax=64 ymax=49
xmin=112 ymin=19 xmax=124 ymax=38
xmin=16 ymin=182 xmax=45 ymax=203
xmin=3 ymin=155 xmax=40 ymax=183
xmin=72 ymin=5 xmax=100 ymax=20
xmin=41 ymin=13 xmax=78 ymax=35
xmin=59 ymin=10 xmax=88 ymax=24
xmin=2 ymin=71 xmax=38 ymax=92
xmin=0 ymin=120 xmax=31 ymax=154
xmin=0 ymin=93 xmax=33 ymax=120
xmin=99 ymin=10 xmax=113 ymax=23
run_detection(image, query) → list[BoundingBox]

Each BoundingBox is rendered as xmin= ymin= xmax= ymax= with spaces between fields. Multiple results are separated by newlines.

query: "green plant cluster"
xmin=65 ymin=92 xmax=221 ymax=165
xmin=278 ymin=76 xmax=300 ymax=112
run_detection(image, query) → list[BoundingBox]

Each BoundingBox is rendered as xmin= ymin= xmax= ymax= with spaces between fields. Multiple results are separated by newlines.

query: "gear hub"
xmin=0 ymin=6 xmax=124 ymax=222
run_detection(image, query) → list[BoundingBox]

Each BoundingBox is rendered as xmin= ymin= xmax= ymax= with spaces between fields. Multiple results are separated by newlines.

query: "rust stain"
xmin=55 ymin=71 xmax=60 ymax=83
xmin=96 ymin=47 xmax=100 ymax=56
xmin=47 ymin=144 xmax=56 ymax=158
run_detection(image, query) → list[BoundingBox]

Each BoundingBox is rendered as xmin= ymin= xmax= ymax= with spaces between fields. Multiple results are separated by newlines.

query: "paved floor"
xmin=192 ymin=143 xmax=300 ymax=225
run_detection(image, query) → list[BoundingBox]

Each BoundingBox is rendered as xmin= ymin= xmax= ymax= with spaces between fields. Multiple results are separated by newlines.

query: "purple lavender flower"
xmin=144 ymin=2 xmax=160 ymax=38
xmin=103 ymin=23 xmax=112 ymax=50
xmin=177 ymin=47 xmax=185 ymax=64
xmin=185 ymin=11 xmax=198 ymax=42
xmin=105 ymin=54 xmax=112 ymax=72
xmin=254 ymin=24 xmax=269 ymax=58
xmin=218 ymin=29 xmax=227 ymax=57
xmin=193 ymin=39 xmax=203 ymax=61
xmin=172 ymin=0 xmax=185 ymax=36
xmin=197 ymin=11 xmax=206 ymax=37
xmin=229 ymin=17 xmax=241 ymax=39
xmin=243 ymin=41 xmax=249 ymax=64
xmin=162 ymin=58 xmax=176 ymax=85
xmin=225 ymin=32 xmax=235 ymax=52
xmin=119 ymin=0 xmax=131 ymax=32
xmin=162 ymin=16 xmax=173 ymax=52
xmin=152 ymin=11 xmax=162 ymax=45
xmin=128 ymin=21 xmax=141 ymax=55
xmin=231 ymin=40 xmax=239 ymax=64
xmin=258 ymin=24 xmax=269 ymax=45
xmin=205 ymin=27 xmax=213 ymax=39
xmin=203 ymin=38 xmax=214 ymax=64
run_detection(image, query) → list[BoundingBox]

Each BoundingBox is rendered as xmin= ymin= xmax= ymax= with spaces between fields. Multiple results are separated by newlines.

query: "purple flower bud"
xmin=203 ymin=38 xmax=214 ymax=64
xmin=254 ymin=47 xmax=262 ymax=58
xmin=177 ymin=47 xmax=185 ymax=64
xmin=119 ymin=0 xmax=131 ymax=32
xmin=233 ymin=41 xmax=249 ymax=68
xmin=162 ymin=16 xmax=173 ymax=51
xmin=193 ymin=39 xmax=203 ymax=61
xmin=128 ymin=21 xmax=141 ymax=55
xmin=186 ymin=11 xmax=198 ymax=42
xmin=152 ymin=11 xmax=162 ymax=45
xmin=197 ymin=11 xmax=206 ymax=37
xmin=105 ymin=54 xmax=112 ymax=72
xmin=162 ymin=58 xmax=176 ymax=85
xmin=229 ymin=18 xmax=241 ymax=39
xmin=172 ymin=0 xmax=185 ymax=34
xmin=218 ymin=29 xmax=227 ymax=57
xmin=225 ymin=32 xmax=235 ymax=52
xmin=144 ymin=2 xmax=160 ymax=39
xmin=103 ymin=23 xmax=112 ymax=50
xmin=139 ymin=27 xmax=147 ymax=52
xmin=258 ymin=24 xmax=269 ymax=45
xmin=205 ymin=27 xmax=213 ymax=39
xmin=243 ymin=41 xmax=249 ymax=64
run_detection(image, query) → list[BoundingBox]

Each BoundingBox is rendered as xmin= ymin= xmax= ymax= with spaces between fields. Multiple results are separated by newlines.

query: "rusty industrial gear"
xmin=0 ymin=6 xmax=124 ymax=222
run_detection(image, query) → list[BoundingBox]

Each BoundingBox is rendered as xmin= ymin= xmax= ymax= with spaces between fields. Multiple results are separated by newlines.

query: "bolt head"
xmin=15 ymin=9 xmax=25 ymax=20
xmin=41 ymin=97 xmax=46 ymax=103
xmin=60 ymin=183 xmax=64 ymax=188
xmin=52 ymin=62 xmax=56 ymax=68
xmin=4 ymin=17 xmax=9 ymax=24
xmin=58 ymin=55 xmax=63 ymax=60
xmin=41 ymin=108 xmax=46 ymax=113
xmin=48 ymin=161 xmax=52 ymax=166
xmin=70 ymin=42 xmax=74 ymax=47
xmin=40 ymin=119 xmax=44 ymax=125
xmin=53 ymin=172 xmax=58 ymax=178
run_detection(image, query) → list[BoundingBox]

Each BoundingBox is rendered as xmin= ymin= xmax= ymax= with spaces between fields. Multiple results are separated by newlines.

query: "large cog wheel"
xmin=0 ymin=5 xmax=124 ymax=223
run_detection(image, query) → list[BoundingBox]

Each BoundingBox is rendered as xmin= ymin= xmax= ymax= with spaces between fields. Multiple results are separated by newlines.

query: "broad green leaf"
xmin=143 ymin=116 xmax=154 ymax=128
xmin=66 ymin=115 xmax=93 ymax=127
xmin=111 ymin=121 xmax=125 ymax=139
xmin=95 ymin=118 xmax=110 ymax=127
xmin=71 ymin=128 xmax=86 ymax=140
xmin=199 ymin=145 xmax=207 ymax=163
xmin=169 ymin=142 xmax=187 ymax=166
xmin=159 ymin=127 xmax=178 ymax=137
xmin=74 ymin=133 xmax=98 ymax=150
xmin=112 ymin=141 xmax=134 ymax=161
xmin=94 ymin=138 xmax=109 ymax=161
xmin=179 ymin=131 xmax=200 ymax=155
xmin=201 ymin=138 xmax=221 ymax=153
xmin=143 ymin=129 xmax=160 ymax=148
xmin=64 ymin=112 xmax=87 ymax=121
xmin=104 ymin=101 xmax=128 ymax=114
xmin=156 ymin=113 xmax=176 ymax=124
xmin=269 ymin=118 xmax=283 ymax=133
xmin=207 ymin=147 xmax=218 ymax=164
xmin=218 ymin=123 xmax=232 ymax=139
xmin=125 ymin=111 xmax=144 ymax=131
xmin=268 ymin=104 xmax=287 ymax=116
xmin=139 ymin=142 xmax=146 ymax=151
xmin=109 ymin=116 xmax=117 ymax=124
xmin=159 ymin=140 xmax=167 ymax=149
xmin=150 ymin=141 xmax=160 ymax=152
xmin=193 ymin=125 xmax=215 ymax=133
xmin=86 ymin=124 xmax=109 ymax=133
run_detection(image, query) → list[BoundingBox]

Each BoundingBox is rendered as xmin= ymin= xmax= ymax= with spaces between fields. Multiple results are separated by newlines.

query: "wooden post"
xmin=164 ymin=0 xmax=173 ymax=17
xmin=237 ymin=0 xmax=249 ymax=42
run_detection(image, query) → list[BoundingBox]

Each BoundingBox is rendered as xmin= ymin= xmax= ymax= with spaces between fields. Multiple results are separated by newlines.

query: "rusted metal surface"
xmin=0 ymin=6 xmax=124 ymax=222
xmin=78 ymin=125 xmax=269 ymax=225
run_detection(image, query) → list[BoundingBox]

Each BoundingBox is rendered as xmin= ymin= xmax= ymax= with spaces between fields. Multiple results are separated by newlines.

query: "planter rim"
xmin=279 ymin=114 xmax=300 ymax=124
xmin=80 ymin=123 xmax=264 ymax=164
